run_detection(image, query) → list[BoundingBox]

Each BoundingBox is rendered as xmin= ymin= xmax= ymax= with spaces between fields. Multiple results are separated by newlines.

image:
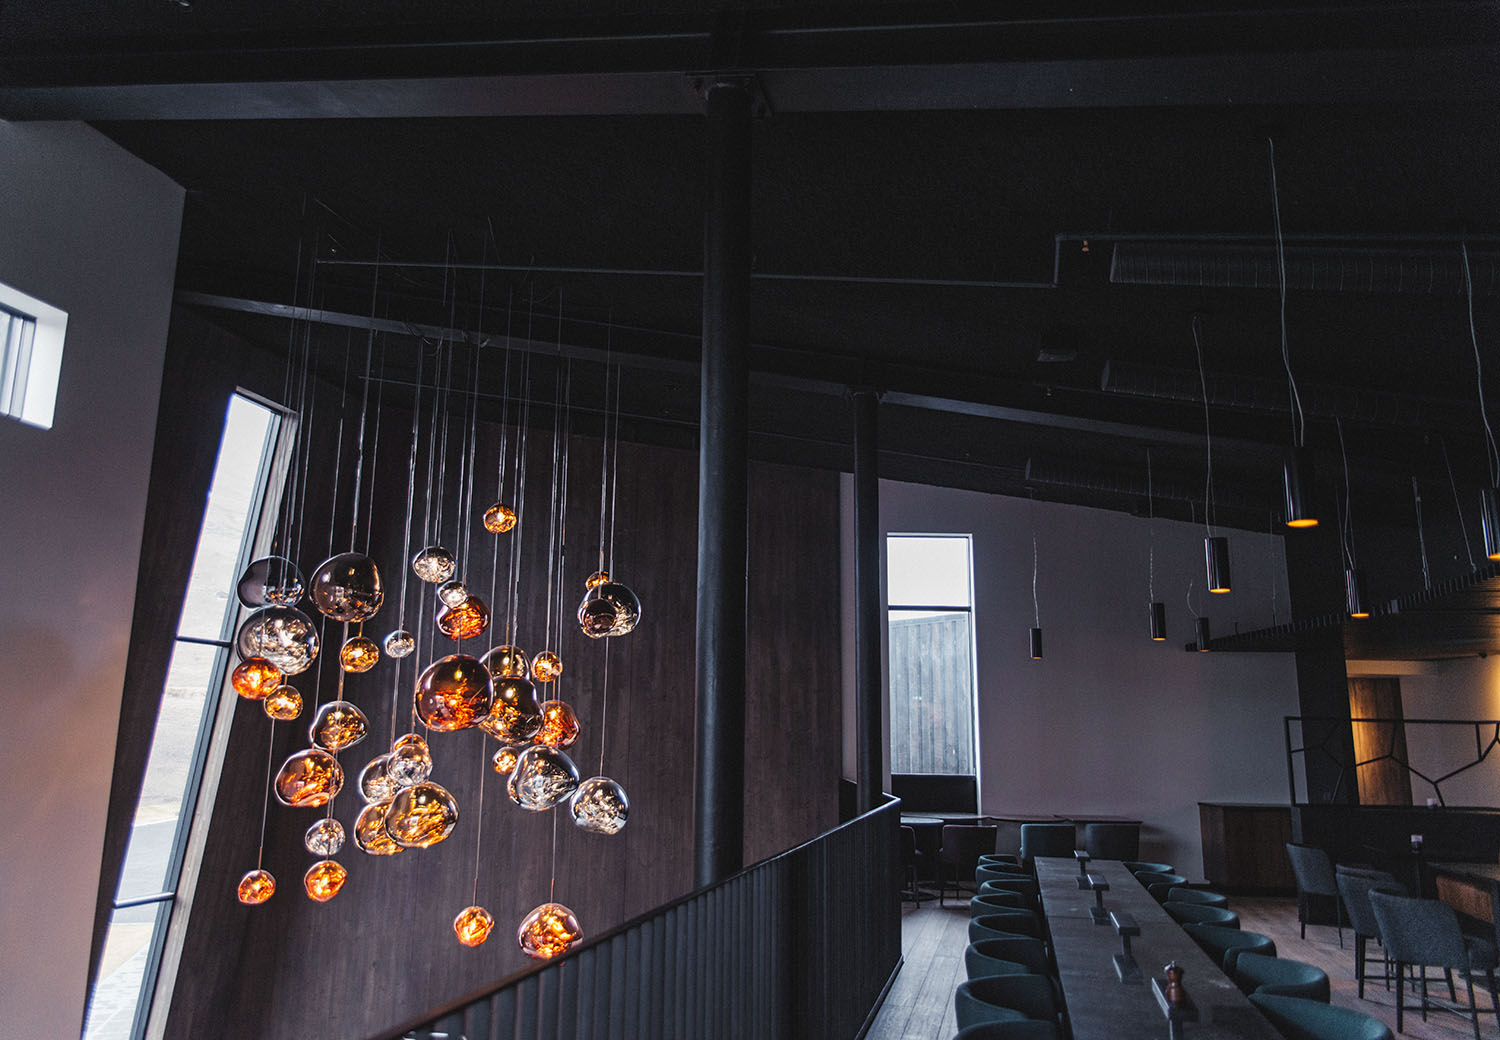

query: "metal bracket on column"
xmin=686 ymin=73 xmax=773 ymax=118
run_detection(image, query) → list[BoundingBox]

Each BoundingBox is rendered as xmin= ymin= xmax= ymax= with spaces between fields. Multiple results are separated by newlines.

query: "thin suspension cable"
xmin=272 ymin=223 xmax=307 ymax=558
xmin=1267 ymin=512 xmax=1281 ymax=623
xmin=1413 ymin=476 xmax=1432 ymax=589
xmin=347 ymin=243 xmax=380 ymax=553
xmin=255 ymin=721 xmax=277 ymax=869
xmin=1192 ymin=315 xmax=1216 ymax=537
xmin=291 ymin=322 xmax=318 ymax=571
xmin=1146 ymin=448 xmax=1156 ymax=602
xmin=1030 ymin=499 xmax=1040 ymax=628
xmin=495 ymin=288 xmax=515 ymax=504
xmin=325 ymin=332 xmax=353 ymax=562
xmin=1336 ymin=417 xmax=1356 ymax=571
xmin=506 ymin=298 xmax=536 ymax=643
xmin=1186 ymin=578 xmax=1198 ymax=617
xmin=542 ymin=359 xmax=564 ymax=653
xmin=555 ymin=361 xmax=573 ymax=652
xmin=549 ymin=806 xmax=559 ymax=904
xmin=1269 ymin=137 xmax=1305 ymax=448
xmin=1462 ymin=241 xmax=1500 ymax=487
xmin=1442 ymin=438 xmax=1476 ymax=569
xmin=362 ymin=338 xmax=386 ymax=557
xmin=598 ymin=640 xmax=610 ymax=775
xmin=607 ymin=362 xmax=623 ymax=570
xmin=470 ymin=727 xmax=488 ymax=907
xmin=597 ymin=324 xmax=614 ymax=573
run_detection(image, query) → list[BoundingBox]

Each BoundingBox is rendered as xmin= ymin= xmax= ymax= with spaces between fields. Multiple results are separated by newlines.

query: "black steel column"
xmin=852 ymin=390 xmax=885 ymax=814
xmin=694 ymin=78 xmax=752 ymax=888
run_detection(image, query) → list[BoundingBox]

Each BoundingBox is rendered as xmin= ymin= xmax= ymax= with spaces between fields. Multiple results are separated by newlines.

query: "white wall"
xmin=0 ymin=122 xmax=183 ymax=1039
xmin=872 ymin=478 xmax=1300 ymax=877
xmin=1391 ymin=657 xmax=1500 ymax=807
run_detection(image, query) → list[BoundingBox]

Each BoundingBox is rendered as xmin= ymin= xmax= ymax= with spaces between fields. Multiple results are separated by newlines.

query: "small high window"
xmin=0 ymin=280 xmax=67 ymax=429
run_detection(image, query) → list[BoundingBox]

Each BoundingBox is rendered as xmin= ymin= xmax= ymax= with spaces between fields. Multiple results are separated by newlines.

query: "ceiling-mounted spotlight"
xmin=1283 ymin=447 xmax=1319 ymax=528
xmin=1205 ymin=536 xmax=1232 ymax=594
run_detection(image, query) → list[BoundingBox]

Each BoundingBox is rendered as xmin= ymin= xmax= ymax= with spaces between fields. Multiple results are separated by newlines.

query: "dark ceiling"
xmin=4 ymin=0 xmax=1500 ymax=632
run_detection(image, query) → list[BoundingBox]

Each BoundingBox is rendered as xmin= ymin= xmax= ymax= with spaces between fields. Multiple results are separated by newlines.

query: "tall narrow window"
xmin=887 ymin=534 xmax=977 ymax=775
xmin=84 ymin=394 xmax=284 ymax=1040
xmin=0 ymin=280 xmax=68 ymax=429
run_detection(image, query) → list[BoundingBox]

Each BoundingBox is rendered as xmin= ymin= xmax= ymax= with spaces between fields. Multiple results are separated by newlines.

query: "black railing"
xmin=1285 ymin=714 xmax=1500 ymax=806
xmin=374 ymin=796 xmax=902 ymax=1040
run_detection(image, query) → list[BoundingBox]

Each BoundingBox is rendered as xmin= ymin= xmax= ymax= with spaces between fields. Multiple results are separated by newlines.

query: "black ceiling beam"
xmin=1 ymin=2 xmax=1494 ymax=119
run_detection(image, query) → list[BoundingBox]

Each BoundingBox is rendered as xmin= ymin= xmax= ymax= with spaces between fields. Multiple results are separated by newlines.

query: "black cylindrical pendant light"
xmin=1195 ymin=616 xmax=1211 ymax=651
xmin=1483 ymin=489 xmax=1500 ymax=561
xmin=1029 ymin=627 xmax=1043 ymax=660
xmin=1283 ymin=447 xmax=1319 ymax=528
xmin=1150 ymin=601 xmax=1167 ymax=642
xmin=1204 ymin=536 xmax=1232 ymax=594
xmin=1345 ymin=567 xmax=1370 ymax=619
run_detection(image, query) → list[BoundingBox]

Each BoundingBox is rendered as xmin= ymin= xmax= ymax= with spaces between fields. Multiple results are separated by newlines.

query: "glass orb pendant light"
xmin=483 ymin=502 xmax=517 ymax=533
xmin=310 ymin=700 xmax=370 ymax=752
xmin=338 ymin=635 xmax=380 ymax=672
xmin=415 ymin=654 xmax=494 ymax=732
xmin=531 ymin=651 xmax=563 ymax=683
xmin=354 ymin=799 xmax=404 ymax=856
xmin=273 ymin=748 xmax=344 ymax=807
xmin=518 ymin=902 xmax=583 ymax=959
xmin=534 ymin=700 xmax=580 ymax=748
xmin=576 ymin=580 xmax=641 ymax=638
xmin=237 ymin=868 xmax=275 ymax=905
xmin=304 ymin=818 xmax=345 ymax=856
xmin=569 ymin=776 xmax=629 ymax=834
xmin=262 ymin=685 xmax=303 ymax=720
xmin=454 ymin=905 xmax=495 ymax=947
xmin=480 ymin=644 xmax=529 ymax=679
xmin=507 ymin=746 xmax=580 ymax=810
xmin=236 ymin=555 xmax=304 ymax=608
xmin=236 ymin=606 xmax=320 ymax=675
xmin=232 ymin=657 xmax=282 ymax=700
xmin=384 ymin=780 xmax=460 ymax=848
xmin=303 ymin=859 xmax=348 ymax=902
xmin=412 ymin=546 xmax=457 ymax=584
xmin=436 ymin=594 xmax=490 ymax=641
xmin=309 ymin=552 xmax=384 ymax=622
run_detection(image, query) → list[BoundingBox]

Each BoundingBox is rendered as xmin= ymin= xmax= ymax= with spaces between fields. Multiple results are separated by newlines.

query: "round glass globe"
xmin=412 ymin=546 xmax=457 ymax=584
xmin=383 ymin=629 xmax=416 ymax=658
xmin=236 ymin=606 xmax=320 ymax=676
xmin=309 ymin=552 xmax=384 ymax=622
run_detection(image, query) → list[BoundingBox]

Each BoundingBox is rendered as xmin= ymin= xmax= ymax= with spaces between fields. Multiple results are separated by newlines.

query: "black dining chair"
xmin=1082 ymin=822 xmax=1140 ymax=861
xmin=1285 ymin=842 xmax=1343 ymax=946
xmin=1335 ymin=865 xmax=1405 ymax=998
xmin=900 ymin=825 xmax=930 ymax=904
xmin=1369 ymin=889 xmax=1500 ymax=1040
xmin=940 ymin=824 xmax=999 ymax=906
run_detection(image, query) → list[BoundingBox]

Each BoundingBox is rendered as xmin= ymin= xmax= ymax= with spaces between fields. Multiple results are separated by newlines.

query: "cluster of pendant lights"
xmin=225 ymin=282 xmax=638 ymax=962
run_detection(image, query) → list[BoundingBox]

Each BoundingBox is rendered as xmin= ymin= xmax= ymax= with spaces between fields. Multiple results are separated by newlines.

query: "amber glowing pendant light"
xmin=518 ymin=902 xmax=583 ymax=959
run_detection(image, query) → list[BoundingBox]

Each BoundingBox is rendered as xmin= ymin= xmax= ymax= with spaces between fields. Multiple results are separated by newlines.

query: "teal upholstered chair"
xmin=1335 ymin=866 xmax=1404 ymax=998
xmin=1165 ymin=887 xmax=1228 ymax=909
xmin=979 ymin=878 xmax=1040 ymax=906
xmin=1182 ymin=923 xmax=1275 ymax=973
xmin=1134 ymin=871 xmax=1187 ymax=901
xmin=954 ymin=974 xmax=1059 ymax=1031
xmin=968 ymin=936 xmax=1050 ymax=976
xmin=970 ymin=916 xmax=1032 ymax=944
xmin=1163 ymin=901 xmax=1239 ymax=928
xmin=1370 ymin=890 xmax=1500 ymax=1040
xmin=1233 ymin=953 xmax=1331 ymax=1002
xmin=1082 ymin=822 xmax=1139 ymax=861
xmin=965 ymin=940 xmax=1033 ymax=981
xmin=976 ymin=909 xmax=1044 ymax=940
xmin=977 ymin=863 xmax=1030 ymax=886
xmin=1248 ymin=993 xmax=1393 ymax=1040
xmin=954 ymin=1021 xmax=1061 ymax=1040
xmin=1019 ymin=823 xmax=1075 ymax=868
xmin=979 ymin=852 xmax=1024 ymax=869
xmin=971 ymin=892 xmax=1029 ymax=918
xmin=1123 ymin=861 xmax=1174 ymax=875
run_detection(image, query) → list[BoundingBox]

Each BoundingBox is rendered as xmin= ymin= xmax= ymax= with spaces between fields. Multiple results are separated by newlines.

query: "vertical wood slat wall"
xmin=387 ymin=798 xmax=901 ymax=1040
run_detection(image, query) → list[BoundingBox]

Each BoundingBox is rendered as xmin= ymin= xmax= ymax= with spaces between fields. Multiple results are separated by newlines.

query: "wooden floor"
xmin=868 ymin=895 xmax=1500 ymax=1040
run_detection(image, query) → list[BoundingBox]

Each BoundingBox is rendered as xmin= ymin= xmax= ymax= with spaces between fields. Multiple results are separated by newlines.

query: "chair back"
xmin=1368 ymin=890 xmax=1469 ymax=969
xmin=970 ymin=935 xmax=1050 ymax=974
xmin=977 ymin=863 xmax=1029 ymax=885
xmin=901 ymin=825 xmax=918 ymax=864
xmin=971 ymin=892 xmax=1028 ymax=917
xmin=1083 ymin=822 xmax=1140 ymax=861
xmin=1335 ymin=868 xmax=1404 ymax=939
xmin=970 ymin=917 xmax=1033 ymax=944
xmin=964 ymin=941 xmax=1031 ymax=981
xmin=1181 ymin=923 xmax=1275 ymax=973
xmin=1232 ymin=953 xmax=1331 ymax=1002
xmin=1248 ymin=992 xmax=1394 ymax=1040
xmin=943 ymin=824 xmax=1000 ymax=879
xmin=1019 ymin=823 xmax=1075 ymax=865
xmin=958 ymin=972 xmax=1059 ymax=1023
xmin=980 ymin=878 xmax=1039 ymax=900
xmin=1166 ymin=887 xmax=1229 ymax=908
xmin=1163 ymin=901 xmax=1240 ymax=928
xmin=1123 ymin=860 xmax=1174 ymax=875
xmin=1284 ymin=843 xmax=1338 ymax=897
xmin=978 ymin=909 xmax=1043 ymax=939
xmin=954 ymin=1022 xmax=1061 ymax=1040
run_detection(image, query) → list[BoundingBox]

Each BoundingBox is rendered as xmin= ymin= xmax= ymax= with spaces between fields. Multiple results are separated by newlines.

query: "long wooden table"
xmin=1430 ymin=860 xmax=1500 ymax=939
xmin=1035 ymin=857 xmax=1281 ymax=1040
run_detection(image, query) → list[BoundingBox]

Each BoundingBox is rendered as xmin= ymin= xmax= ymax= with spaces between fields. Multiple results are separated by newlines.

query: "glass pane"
xmin=176 ymin=396 xmax=275 ymax=640
xmin=114 ymin=641 xmax=220 ymax=899
xmin=83 ymin=903 xmax=167 ymax=1040
xmin=888 ymin=610 xmax=974 ymax=774
xmin=887 ymin=534 xmax=972 ymax=607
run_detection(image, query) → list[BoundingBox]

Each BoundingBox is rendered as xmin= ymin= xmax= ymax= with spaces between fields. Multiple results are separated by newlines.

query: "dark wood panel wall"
xmin=160 ymin=329 xmax=842 ymax=1039
xmin=1348 ymin=677 xmax=1412 ymax=806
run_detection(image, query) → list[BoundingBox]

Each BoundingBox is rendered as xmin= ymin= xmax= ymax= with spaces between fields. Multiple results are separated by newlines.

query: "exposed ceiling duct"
xmin=1023 ymin=456 xmax=1268 ymax=516
xmin=1109 ymin=241 xmax=1500 ymax=297
xmin=1099 ymin=359 xmax=1471 ymax=433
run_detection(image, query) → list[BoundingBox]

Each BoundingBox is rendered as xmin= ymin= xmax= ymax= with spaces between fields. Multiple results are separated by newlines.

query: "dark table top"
xmin=1035 ymin=857 xmax=1280 ymax=1040
xmin=899 ymin=815 xmax=945 ymax=827
xmin=1430 ymin=861 xmax=1500 ymax=884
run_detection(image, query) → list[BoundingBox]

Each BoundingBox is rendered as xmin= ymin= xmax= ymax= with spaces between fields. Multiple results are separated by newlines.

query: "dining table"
xmin=1034 ymin=856 xmax=1282 ymax=1040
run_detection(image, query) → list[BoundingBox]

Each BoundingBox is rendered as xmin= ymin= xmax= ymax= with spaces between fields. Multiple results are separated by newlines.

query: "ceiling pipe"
xmin=1099 ymin=359 xmax=1471 ymax=434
